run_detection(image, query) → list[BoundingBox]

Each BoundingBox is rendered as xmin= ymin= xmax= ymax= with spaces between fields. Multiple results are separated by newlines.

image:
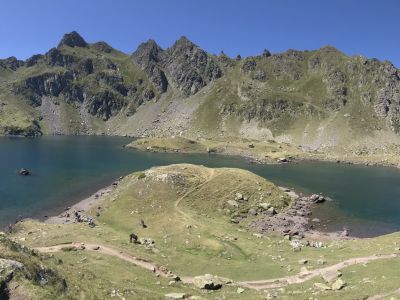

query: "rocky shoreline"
xmin=250 ymin=190 xmax=351 ymax=241
xmin=42 ymin=174 xmax=352 ymax=244
xmin=45 ymin=176 xmax=125 ymax=225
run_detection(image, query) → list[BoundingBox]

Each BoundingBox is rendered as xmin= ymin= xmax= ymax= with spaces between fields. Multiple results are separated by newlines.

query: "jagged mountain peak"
xmin=170 ymin=35 xmax=198 ymax=51
xmin=133 ymin=39 xmax=163 ymax=62
xmin=58 ymin=31 xmax=88 ymax=49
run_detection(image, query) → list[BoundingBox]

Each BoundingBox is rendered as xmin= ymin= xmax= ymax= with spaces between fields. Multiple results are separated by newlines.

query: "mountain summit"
xmin=0 ymin=32 xmax=400 ymax=158
xmin=58 ymin=31 xmax=88 ymax=48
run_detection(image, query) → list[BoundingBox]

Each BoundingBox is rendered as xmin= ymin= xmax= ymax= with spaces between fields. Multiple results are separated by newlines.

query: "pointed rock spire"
xmin=58 ymin=31 xmax=88 ymax=48
xmin=132 ymin=39 xmax=163 ymax=64
xmin=170 ymin=36 xmax=197 ymax=52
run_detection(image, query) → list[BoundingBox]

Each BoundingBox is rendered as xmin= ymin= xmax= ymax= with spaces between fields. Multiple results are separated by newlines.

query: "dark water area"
xmin=1 ymin=136 xmax=400 ymax=237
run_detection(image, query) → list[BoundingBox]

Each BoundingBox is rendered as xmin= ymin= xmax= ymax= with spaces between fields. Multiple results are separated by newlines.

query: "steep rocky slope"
xmin=1 ymin=31 xmax=400 ymax=153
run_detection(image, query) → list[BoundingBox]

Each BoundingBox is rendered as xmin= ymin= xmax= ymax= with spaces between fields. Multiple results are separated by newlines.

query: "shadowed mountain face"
xmin=0 ymin=31 xmax=399 ymax=151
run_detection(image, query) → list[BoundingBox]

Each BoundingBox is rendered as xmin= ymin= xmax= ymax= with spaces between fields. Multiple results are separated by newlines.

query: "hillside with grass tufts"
xmin=1 ymin=31 xmax=400 ymax=161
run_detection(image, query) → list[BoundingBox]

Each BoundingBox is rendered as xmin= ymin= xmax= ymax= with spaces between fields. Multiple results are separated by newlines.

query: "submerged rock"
xmin=19 ymin=168 xmax=31 ymax=176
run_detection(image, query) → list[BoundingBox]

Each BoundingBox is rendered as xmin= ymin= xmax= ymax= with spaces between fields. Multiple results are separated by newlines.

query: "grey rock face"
xmin=269 ymin=49 xmax=306 ymax=80
xmin=241 ymin=59 xmax=257 ymax=72
xmin=45 ymin=48 xmax=76 ymax=67
xmin=133 ymin=36 xmax=222 ymax=96
xmin=91 ymin=41 xmax=114 ymax=53
xmin=25 ymin=54 xmax=44 ymax=67
xmin=86 ymin=90 xmax=124 ymax=120
xmin=95 ymin=71 xmax=128 ymax=96
xmin=163 ymin=36 xmax=222 ymax=96
xmin=241 ymin=58 xmax=266 ymax=81
xmin=13 ymin=71 xmax=74 ymax=106
xmin=132 ymin=40 xmax=168 ymax=93
xmin=4 ymin=32 xmax=400 ymax=140
xmin=0 ymin=56 xmax=24 ymax=70
xmin=58 ymin=31 xmax=88 ymax=48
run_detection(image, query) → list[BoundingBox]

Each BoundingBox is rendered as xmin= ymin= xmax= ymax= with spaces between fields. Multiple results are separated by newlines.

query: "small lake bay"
xmin=1 ymin=136 xmax=399 ymax=237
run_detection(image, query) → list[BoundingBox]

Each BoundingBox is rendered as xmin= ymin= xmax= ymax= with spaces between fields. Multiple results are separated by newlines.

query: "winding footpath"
xmin=239 ymin=253 xmax=400 ymax=290
xmin=35 ymin=242 xmax=399 ymax=291
xmin=173 ymin=168 xmax=215 ymax=223
xmin=35 ymin=171 xmax=400 ymax=292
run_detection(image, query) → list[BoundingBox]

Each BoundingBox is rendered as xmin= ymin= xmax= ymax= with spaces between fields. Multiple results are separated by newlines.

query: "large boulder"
xmin=192 ymin=274 xmax=223 ymax=290
xmin=0 ymin=259 xmax=24 ymax=282
xmin=227 ymin=200 xmax=239 ymax=208
xmin=322 ymin=270 xmax=341 ymax=283
xmin=331 ymin=278 xmax=346 ymax=290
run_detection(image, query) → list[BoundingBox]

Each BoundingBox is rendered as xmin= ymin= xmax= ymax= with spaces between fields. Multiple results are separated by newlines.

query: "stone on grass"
xmin=322 ymin=270 xmax=341 ymax=283
xmin=165 ymin=293 xmax=186 ymax=299
xmin=248 ymin=208 xmax=257 ymax=216
xmin=258 ymin=203 xmax=271 ymax=210
xmin=237 ymin=287 xmax=245 ymax=293
xmin=227 ymin=200 xmax=239 ymax=208
xmin=193 ymin=274 xmax=222 ymax=290
xmin=331 ymin=278 xmax=346 ymax=290
xmin=314 ymin=282 xmax=331 ymax=291
xmin=235 ymin=193 xmax=244 ymax=200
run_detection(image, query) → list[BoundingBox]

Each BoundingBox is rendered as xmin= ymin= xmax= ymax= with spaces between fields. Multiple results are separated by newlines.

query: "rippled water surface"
xmin=1 ymin=136 xmax=399 ymax=237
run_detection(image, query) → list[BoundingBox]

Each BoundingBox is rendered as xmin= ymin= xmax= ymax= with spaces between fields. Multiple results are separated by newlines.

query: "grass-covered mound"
xmin=7 ymin=164 xmax=400 ymax=299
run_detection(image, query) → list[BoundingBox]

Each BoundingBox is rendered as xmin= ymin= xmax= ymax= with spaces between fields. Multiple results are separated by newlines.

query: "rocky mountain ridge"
xmin=1 ymin=31 xmax=400 ymax=152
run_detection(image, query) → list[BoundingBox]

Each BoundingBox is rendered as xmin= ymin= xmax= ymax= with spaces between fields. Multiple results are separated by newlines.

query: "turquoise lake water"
xmin=1 ymin=136 xmax=399 ymax=237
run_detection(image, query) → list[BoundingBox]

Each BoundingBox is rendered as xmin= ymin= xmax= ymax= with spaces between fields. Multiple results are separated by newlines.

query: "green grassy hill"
xmin=4 ymin=164 xmax=400 ymax=299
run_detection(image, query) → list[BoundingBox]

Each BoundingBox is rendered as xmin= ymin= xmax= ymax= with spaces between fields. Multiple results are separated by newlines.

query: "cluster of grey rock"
xmin=73 ymin=211 xmax=95 ymax=227
xmin=250 ymin=193 xmax=331 ymax=239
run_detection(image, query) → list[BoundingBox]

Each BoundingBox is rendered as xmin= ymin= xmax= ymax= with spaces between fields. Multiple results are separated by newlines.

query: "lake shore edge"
xmin=127 ymin=136 xmax=400 ymax=170
xmin=39 ymin=167 xmax=353 ymax=243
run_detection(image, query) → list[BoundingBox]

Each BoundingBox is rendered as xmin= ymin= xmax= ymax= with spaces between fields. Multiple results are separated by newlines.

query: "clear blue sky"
xmin=0 ymin=0 xmax=399 ymax=66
